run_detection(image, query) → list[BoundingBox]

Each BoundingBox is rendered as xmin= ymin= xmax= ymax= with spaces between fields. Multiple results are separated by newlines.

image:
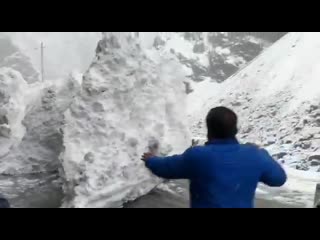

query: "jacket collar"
xmin=206 ymin=138 xmax=239 ymax=145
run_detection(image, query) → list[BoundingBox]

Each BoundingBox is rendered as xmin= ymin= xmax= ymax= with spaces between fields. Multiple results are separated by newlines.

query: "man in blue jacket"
xmin=142 ymin=107 xmax=287 ymax=208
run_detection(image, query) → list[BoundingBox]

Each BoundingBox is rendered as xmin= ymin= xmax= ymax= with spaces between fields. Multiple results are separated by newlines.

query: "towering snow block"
xmin=190 ymin=32 xmax=320 ymax=171
xmin=62 ymin=33 xmax=190 ymax=208
xmin=0 ymin=68 xmax=28 ymax=158
xmin=0 ymin=70 xmax=79 ymax=175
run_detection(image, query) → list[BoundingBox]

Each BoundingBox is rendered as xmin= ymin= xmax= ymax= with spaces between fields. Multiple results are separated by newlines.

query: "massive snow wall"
xmin=0 ymin=68 xmax=29 ymax=159
xmin=61 ymin=32 xmax=190 ymax=208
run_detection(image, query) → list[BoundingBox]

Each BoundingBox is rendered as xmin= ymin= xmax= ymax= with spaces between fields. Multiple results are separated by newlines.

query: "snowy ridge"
xmin=146 ymin=32 xmax=281 ymax=83
xmin=61 ymin=32 xmax=190 ymax=208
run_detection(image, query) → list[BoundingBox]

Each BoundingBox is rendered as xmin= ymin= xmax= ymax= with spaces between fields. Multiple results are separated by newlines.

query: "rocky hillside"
xmin=189 ymin=32 xmax=320 ymax=172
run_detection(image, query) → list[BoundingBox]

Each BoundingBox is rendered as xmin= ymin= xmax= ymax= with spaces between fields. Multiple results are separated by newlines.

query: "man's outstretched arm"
xmin=142 ymin=149 xmax=193 ymax=180
xmin=259 ymin=149 xmax=287 ymax=187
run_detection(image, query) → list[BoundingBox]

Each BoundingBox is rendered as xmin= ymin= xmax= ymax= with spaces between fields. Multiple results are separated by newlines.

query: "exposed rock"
xmin=184 ymin=81 xmax=194 ymax=94
xmin=231 ymin=101 xmax=242 ymax=107
xmin=299 ymin=134 xmax=314 ymax=141
xmin=309 ymin=154 xmax=320 ymax=161
xmin=242 ymin=126 xmax=253 ymax=134
xmin=295 ymin=141 xmax=312 ymax=149
xmin=272 ymin=152 xmax=287 ymax=160
xmin=296 ymin=163 xmax=309 ymax=171
xmin=310 ymin=160 xmax=320 ymax=167
xmin=0 ymin=125 xmax=11 ymax=138
xmin=193 ymin=41 xmax=206 ymax=54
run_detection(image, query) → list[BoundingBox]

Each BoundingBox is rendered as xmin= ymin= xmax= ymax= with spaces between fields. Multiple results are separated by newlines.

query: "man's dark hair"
xmin=206 ymin=107 xmax=238 ymax=140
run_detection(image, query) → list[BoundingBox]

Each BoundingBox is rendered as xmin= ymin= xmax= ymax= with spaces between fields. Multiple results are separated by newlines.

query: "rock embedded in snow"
xmin=310 ymin=160 xmax=320 ymax=167
xmin=272 ymin=152 xmax=287 ymax=160
xmin=309 ymin=155 xmax=320 ymax=162
xmin=61 ymin=33 xmax=190 ymax=208
xmin=296 ymin=163 xmax=310 ymax=171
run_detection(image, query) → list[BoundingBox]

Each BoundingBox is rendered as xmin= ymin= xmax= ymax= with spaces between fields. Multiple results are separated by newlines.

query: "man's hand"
xmin=141 ymin=152 xmax=155 ymax=162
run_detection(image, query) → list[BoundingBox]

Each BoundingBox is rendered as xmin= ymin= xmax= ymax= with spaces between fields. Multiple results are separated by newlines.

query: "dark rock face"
xmin=310 ymin=160 xmax=320 ymax=167
xmin=309 ymin=155 xmax=320 ymax=161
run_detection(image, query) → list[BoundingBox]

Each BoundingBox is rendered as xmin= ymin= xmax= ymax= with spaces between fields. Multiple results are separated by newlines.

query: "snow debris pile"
xmin=61 ymin=32 xmax=190 ymax=208
xmin=0 ymin=69 xmax=80 ymax=175
xmin=0 ymin=68 xmax=29 ymax=159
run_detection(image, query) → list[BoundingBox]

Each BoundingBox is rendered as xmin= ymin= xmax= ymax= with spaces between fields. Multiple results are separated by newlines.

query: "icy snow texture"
xmin=0 ymin=70 xmax=80 ymax=175
xmin=61 ymin=33 xmax=190 ymax=208
xmin=0 ymin=68 xmax=29 ymax=158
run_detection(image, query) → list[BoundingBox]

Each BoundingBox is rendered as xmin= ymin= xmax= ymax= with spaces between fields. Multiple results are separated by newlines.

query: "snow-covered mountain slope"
xmin=0 ymin=35 xmax=39 ymax=83
xmin=145 ymin=32 xmax=286 ymax=84
xmin=189 ymin=32 xmax=320 ymax=172
xmin=2 ymin=32 xmax=285 ymax=85
xmin=61 ymin=33 xmax=190 ymax=208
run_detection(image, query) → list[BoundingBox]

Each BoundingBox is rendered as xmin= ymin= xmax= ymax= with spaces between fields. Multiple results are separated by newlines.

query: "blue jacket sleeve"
xmin=145 ymin=148 xmax=193 ymax=179
xmin=259 ymin=149 xmax=287 ymax=187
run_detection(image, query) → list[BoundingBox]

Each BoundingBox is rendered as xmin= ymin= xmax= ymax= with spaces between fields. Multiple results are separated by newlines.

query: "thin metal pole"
xmin=41 ymin=42 xmax=44 ymax=82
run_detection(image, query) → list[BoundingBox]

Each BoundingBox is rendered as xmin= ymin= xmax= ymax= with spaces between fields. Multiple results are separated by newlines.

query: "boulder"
xmin=310 ymin=160 xmax=320 ymax=167
xmin=308 ymin=154 xmax=320 ymax=161
xmin=296 ymin=163 xmax=309 ymax=171
xmin=272 ymin=152 xmax=287 ymax=160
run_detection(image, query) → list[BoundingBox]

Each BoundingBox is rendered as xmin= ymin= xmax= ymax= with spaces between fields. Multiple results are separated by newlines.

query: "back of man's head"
xmin=206 ymin=107 xmax=238 ymax=140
